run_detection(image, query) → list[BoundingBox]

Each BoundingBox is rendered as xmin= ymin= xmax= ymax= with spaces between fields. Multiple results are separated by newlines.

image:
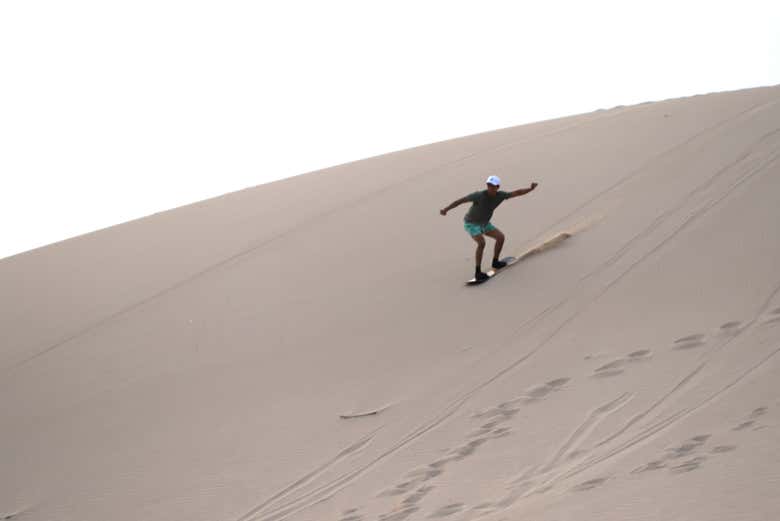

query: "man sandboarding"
xmin=440 ymin=175 xmax=538 ymax=282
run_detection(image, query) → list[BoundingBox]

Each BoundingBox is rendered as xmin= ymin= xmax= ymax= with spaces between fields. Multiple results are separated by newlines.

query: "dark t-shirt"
xmin=463 ymin=190 xmax=511 ymax=224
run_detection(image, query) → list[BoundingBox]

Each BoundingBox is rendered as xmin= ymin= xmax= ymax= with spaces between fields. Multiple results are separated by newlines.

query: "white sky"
xmin=2 ymin=0 xmax=779 ymax=259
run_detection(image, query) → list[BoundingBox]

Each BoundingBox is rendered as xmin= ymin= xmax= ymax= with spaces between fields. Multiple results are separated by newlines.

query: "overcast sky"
xmin=2 ymin=0 xmax=779 ymax=259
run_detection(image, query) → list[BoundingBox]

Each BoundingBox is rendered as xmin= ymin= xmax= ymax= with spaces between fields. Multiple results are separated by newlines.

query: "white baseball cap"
xmin=486 ymin=175 xmax=501 ymax=186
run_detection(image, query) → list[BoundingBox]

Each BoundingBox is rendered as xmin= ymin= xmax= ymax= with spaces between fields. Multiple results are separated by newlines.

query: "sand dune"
xmin=2 ymin=85 xmax=780 ymax=521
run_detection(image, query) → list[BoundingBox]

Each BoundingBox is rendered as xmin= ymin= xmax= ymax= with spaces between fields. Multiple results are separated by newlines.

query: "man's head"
xmin=486 ymin=175 xmax=501 ymax=194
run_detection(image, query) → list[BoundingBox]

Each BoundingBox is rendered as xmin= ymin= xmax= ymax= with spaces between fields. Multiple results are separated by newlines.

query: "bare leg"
xmin=471 ymin=234 xmax=486 ymax=272
xmin=485 ymin=228 xmax=505 ymax=261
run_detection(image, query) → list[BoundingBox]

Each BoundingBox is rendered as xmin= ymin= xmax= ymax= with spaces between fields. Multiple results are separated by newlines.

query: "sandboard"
xmin=466 ymin=256 xmax=518 ymax=285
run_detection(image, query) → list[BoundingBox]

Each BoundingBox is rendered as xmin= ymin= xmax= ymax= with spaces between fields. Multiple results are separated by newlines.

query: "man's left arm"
xmin=507 ymin=182 xmax=538 ymax=198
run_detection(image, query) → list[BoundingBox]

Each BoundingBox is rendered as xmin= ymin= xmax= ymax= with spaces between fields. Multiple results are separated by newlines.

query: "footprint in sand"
xmin=718 ymin=321 xmax=744 ymax=336
xmin=631 ymin=460 xmax=667 ymax=474
xmin=376 ymin=481 xmax=436 ymax=519
xmin=427 ymin=503 xmax=464 ymax=518
xmin=472 ymin=407 xmax=510 ymax=420
xmin=469 ymin=405 xmax=521 ymax=439
xmin=733 ymin=420 xmax=756 ymax=431
xmin=378 ymin=506 xmax=419 ymax=521
xmin=665 ymin=434 xmax=710 ymax=459
xmin=761 ymin=307 xmax=780 ymax=326
xmin=632 ymin=434 xmax=711 ymax=475
xmin=584 ymin=352 xmax=612 ymax=361
xmin=468 ymin=425 xmax=495 ymax=439
xmin=567 ymin=449 xmax=588 ymax=460
xmin=401 ymin=485 xmax=434 ymax=507
xmin=750 ymin=406 xmax=768 ymax=418
xmin=469 ymin=502 xmax=499 ymax=519
xmin=470 ymin=424 xmax=513 ymax=440
xmin=491 ymin=490 xmax=525 ymax=509
xmin=733 ymin=406 xmax=769 ymax=431
xmin=571 ymin=477 xmax=610 ymax=492
xmin=377 ymin=488 xmax=433 ymax=521
xmin=634 ymin=430 xmax=743 ymax=478
xmin=427 ymin=438 xmax=491 ymax=472
xmin=490 ymin=426 xmax=512 ymax=438
xmin=405 ymin=466 xmax=443 ymax=482
xmin=379 ymin=469 xmax=441 ymax=501
xmin=521 ymin=378 xmax=571 ymax=401
xmin=339 ymin=508 xmax=363 ymax=521
xmin=378 ymin=481 xmax=417 ymax=497
xmin=672 ymin=334 xmax=707 ymax=350
xmin=627 ymin=349 xmax=653 ymax=361
xmin=669 ymin=456 xmax=707 ymax=474
xmin=533 ymin=484 xmax=554 ymax=495
xmin=484 ymin=378 xmax=568 ymax=411
xmin=591 ymin=349 xmax=653 ymax=379
xmin=450 ymin=438 xmax=488 ymax=461
xmin=592 ymin=359 xmax=625 ymax=378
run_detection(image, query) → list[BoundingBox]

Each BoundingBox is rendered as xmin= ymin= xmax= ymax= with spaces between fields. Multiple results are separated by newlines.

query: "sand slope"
xmin=2 ymin=85 xmax=780 ymax=521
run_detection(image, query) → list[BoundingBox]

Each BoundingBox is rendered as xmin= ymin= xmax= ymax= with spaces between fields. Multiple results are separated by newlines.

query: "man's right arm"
xmin=440 ymin=196 xmax=470 ymax=216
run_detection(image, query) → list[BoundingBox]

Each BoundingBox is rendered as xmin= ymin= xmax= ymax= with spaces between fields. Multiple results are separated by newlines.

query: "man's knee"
xmin=488 ymin=230 xmax=504 ymax=242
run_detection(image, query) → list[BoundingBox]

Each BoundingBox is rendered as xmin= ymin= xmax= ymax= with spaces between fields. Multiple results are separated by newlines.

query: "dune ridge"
xmin=2 ymin=85 xmax=780 ymax=521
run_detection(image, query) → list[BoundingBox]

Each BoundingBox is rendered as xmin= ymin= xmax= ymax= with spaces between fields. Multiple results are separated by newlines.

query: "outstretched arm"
xmin=507 ymin=182 xmax=538 ymax=199
xmin=440 ymin=196 xmax=470 ymax=216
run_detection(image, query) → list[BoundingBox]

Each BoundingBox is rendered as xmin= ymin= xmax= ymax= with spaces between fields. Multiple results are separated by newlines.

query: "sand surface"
xmin=2 ymin=85 xmax=780 ymax=521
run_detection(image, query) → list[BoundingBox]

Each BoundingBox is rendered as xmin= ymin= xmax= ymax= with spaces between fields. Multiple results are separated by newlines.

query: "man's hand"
xmin=508 ymin=182 xmax=539 ymax=198
xmin=441 ymin=196 xmax=469 ymax=215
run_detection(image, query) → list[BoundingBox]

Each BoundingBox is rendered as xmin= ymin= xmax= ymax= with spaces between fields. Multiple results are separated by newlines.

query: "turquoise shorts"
xmin=464 ymin=221 xmax=497 ymax=236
